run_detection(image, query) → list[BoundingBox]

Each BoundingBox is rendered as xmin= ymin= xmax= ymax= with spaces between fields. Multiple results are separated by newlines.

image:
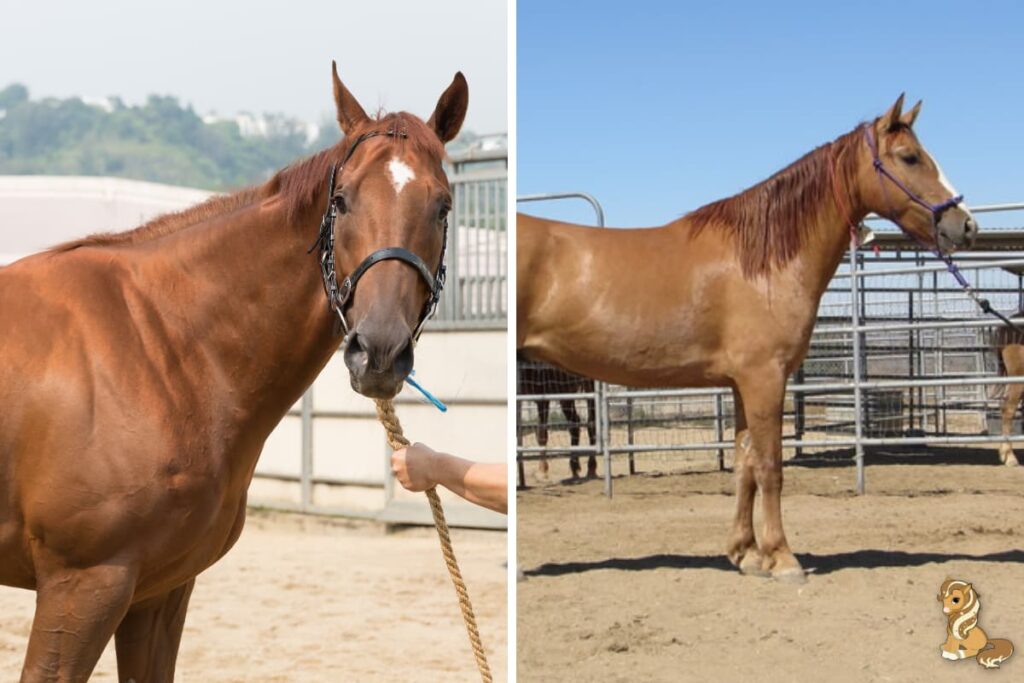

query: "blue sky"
xmin=517 ymin=0 xmax=1024 ymax=227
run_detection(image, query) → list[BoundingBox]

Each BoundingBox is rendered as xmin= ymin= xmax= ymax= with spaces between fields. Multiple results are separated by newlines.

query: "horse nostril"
xmin=393 ymin=338 xmax=414 ymax=379
xmin=343 ymin=333 xmax=369 ymax=372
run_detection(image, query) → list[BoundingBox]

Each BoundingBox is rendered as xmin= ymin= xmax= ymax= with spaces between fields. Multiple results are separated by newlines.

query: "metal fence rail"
xmin=516 ymin=201 xmax=1024 ymax=495
xmin=432 ymin=150 xmax=508 ymax=329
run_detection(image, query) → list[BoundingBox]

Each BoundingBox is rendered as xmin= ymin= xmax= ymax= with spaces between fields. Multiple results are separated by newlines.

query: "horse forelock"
xmin=279 ymin=111 xmax=445 ymax=224
xmin=685 ymin=126 xmax=863 ymax=278
xmin=47 ymin=111 xmax=445 ymax=254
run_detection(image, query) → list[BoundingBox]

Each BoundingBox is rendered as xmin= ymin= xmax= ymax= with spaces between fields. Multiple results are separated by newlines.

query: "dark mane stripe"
xmin=685 ymin=127 xmax=863 ymax=276
xmin=48 ymin=111 xmax=444 ymax=253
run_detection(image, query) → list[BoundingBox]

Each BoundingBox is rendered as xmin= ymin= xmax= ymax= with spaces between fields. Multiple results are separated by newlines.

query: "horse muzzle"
xmin=343 ymin=322 xmax=415 ymax=399
xmin=936 ymin=208 xmax=978 ymax=254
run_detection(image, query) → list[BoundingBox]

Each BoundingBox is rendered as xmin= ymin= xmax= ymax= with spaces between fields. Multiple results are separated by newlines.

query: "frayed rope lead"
xmin=373 ymin=399 xmax=493 ymax=683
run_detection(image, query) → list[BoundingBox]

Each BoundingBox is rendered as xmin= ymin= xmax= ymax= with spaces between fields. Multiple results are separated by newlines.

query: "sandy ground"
xmin=518 ymin=448 xmax=1024 ymax=682
xmin=0 ymin=510 xmax=507 ymax=682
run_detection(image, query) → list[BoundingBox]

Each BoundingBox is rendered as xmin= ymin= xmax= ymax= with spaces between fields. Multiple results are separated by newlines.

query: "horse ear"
xmin=882 ymin=93 xmax=906 ymax=131
xmin=427 ymin=72 xmax=469 ymax=144
xmin=901 ymin=99 xmax=922 ymax=128
xmin=332 ymin=60 xmax=369 ymax=135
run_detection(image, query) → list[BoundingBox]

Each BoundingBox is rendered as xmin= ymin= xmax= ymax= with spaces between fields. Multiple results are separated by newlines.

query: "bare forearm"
xmin=429 ymin=456 xmax=507 ymax=514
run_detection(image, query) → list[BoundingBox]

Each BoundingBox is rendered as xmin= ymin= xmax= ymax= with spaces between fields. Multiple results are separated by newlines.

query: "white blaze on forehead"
xmin=388 ymin=157 xmax=415 ymax=194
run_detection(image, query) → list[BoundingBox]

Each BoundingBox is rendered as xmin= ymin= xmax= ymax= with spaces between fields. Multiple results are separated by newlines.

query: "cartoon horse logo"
xmin=938 ymin=579 xmax=1014 ymax=669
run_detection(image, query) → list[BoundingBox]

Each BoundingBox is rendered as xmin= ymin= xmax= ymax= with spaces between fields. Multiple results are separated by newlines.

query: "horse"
xmin=991 ymin=316 xmax=1024 ymax=466
xmin=517 ymin=95 xmax=977 ymax=582
xmin=0 ymin=61 xmax=467 ymax=681
xmin=516 ymin=356 xmax=597 ymax=479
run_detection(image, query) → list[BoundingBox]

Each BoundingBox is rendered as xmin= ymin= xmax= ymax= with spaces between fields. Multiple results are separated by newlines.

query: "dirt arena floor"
xmin=518 ymin=448 xmax=1024 ymax=682
xmin=0 ymin=510 xmax=506 ymax=682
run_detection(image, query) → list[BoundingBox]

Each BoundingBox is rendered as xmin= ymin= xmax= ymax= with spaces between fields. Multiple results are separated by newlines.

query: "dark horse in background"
xmin=0 ymin=63 xmax=468 ymax=681
xmin=518 ymin=95 xmax=977 ymax=582
xmin=517 ymin=355 xmax=597 ymax=479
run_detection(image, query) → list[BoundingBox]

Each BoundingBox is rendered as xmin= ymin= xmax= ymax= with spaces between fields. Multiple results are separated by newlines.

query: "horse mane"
xmin=684 ymin=126 xmax=864 ymax=277
xmin=48 ymin=111 xmax=444 ymax=253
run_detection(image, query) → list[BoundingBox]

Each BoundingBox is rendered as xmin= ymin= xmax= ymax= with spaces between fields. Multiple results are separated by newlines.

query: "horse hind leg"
xmin=999 ymin=383 xmax=1023 ymax=466
xmin=725 ymin=388 xmax=767 ymax=578
xmin=114 ymin=578 xmax=195 ymax=683
xmin=21 ymin=561 xmax=137 ymax=683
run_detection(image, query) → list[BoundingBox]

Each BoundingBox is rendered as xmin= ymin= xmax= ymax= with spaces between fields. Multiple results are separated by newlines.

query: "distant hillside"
xmin=0 ymin=84 xmax=497 ymax=191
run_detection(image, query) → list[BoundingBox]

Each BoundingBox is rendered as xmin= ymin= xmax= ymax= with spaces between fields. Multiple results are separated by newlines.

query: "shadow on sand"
xmin=523 ymin=548 xmax=1024 ymax=578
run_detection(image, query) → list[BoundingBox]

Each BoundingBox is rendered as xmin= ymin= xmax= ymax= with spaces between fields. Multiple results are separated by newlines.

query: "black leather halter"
xmin=308 ymin=129 xmax=448 ymax=340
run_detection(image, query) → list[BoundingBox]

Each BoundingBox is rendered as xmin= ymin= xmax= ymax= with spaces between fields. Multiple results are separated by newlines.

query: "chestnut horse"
xmin=518 ymin=96 xmax=977 ymax=582
xmin=992 ymin=317 xmax=1024 ymax=466
xmin=0 ymin=62 xmax=467 ymax=681
xmin=517 ymin=357 xmax=597 ymax=479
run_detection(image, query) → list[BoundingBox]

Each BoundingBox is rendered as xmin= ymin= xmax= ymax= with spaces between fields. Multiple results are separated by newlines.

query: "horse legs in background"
xmin=114 ymin=579 xmax=196 ymax=683
xmin=999 ymin=381 xmax=1023 ymax=466
xmin=585 ymin=389 xmax=598 ymax=478
xmin=561 ymin=398 xmax=583 ymax=479
xmin=730 ymin=372 xmax=805 ymax=583
xmin=536 ymin=399 xmax=551 ymax=477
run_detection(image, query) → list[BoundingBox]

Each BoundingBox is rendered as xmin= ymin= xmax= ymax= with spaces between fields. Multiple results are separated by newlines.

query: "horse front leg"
xmin=999 ymin=383 xmax=1022 ymax=466
xmin=736 ymin=371 xmax=805 ymax=583
xmin=114 ymin=578 xmax=195 ymax=683
xmin=21 ymin=560 xmax=137 ymax=683
xmin=725 ymin=388 xmax=766 ymax=577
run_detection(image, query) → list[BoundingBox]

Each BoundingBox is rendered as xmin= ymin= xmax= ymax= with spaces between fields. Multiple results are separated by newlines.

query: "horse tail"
xmin=977 ymin=639 xmax=1013 ymax=669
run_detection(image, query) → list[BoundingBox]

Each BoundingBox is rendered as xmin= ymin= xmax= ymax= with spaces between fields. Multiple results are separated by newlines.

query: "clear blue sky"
xmin=517 ymin=0 xmax=1024 ymax=227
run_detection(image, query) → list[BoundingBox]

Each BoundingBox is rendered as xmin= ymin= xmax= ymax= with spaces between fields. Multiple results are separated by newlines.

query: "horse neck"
xmin=141 ymin=194 xmax=337 ymax=423
xmin=789 ymin=138 xmax=871 ymax=300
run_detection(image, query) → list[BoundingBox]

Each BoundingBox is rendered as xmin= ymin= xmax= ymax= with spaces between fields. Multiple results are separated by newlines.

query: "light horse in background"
xmin=0 ymin=63 xmax=468 ymax=681
xmin=518 ymin=95 xmax=977 ymax=582
xmin=991 ymin=315 xmax=1024 ymax=466
xmin=517 ymin=356 xmax=598 ymax=479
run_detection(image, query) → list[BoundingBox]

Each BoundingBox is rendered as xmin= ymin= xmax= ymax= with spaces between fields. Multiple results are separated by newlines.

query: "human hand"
xmin=390 ymin=442 xmax=439 ymax=492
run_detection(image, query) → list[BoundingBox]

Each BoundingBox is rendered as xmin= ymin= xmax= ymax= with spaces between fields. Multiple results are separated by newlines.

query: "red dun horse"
xmin=518 ymin=96 xmax=976 ymax=582
xmin=0 ymin=62 xmax=467 ymax=681
xmin=992 ymin=319 xmax=1024 ymax=466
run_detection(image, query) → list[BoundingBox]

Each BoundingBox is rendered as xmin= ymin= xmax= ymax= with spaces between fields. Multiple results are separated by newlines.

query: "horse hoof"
xmin=739 ymin=556 xmax=771 ymax=578
xmin=772 ymin=567 xmax=807 ymax=585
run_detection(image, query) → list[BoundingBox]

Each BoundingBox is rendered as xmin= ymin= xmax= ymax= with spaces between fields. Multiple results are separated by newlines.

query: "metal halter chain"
xmin=862 ymin=124 xmax=1022 ymax=332
xmin=308 ymin=129 xmax=448 ymax=340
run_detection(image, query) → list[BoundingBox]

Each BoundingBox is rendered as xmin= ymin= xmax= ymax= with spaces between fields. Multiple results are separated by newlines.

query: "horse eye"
xmin=900 ymin=153 xmax=920 ymax=166
xmin=952 ymin=597 xmax=960 ymax=603
xmin=333 ymin=194 xmax=348 ymax=214
xmin=438 ymin=203 xmax=451 ymax=221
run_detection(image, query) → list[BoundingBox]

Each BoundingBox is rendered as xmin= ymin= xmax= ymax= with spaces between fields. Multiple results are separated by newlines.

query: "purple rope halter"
xmin=862 ymin=124 xmax=1020 ymax=331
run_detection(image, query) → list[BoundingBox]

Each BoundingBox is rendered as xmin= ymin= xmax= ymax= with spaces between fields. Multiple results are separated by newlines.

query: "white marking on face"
xmin=922 ymin=143 xmax=975 ymax=219
xmin=388 ymin=157 xmax=415 ymax=194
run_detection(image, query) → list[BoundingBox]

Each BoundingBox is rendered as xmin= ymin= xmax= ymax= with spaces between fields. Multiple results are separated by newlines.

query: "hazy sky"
xmin=0 ymin=0 xmax=507 ymax=133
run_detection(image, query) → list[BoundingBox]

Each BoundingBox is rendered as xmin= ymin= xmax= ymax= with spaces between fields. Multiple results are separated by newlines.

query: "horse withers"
xmin=518 ymin=95 xmax=976 ymax=582
xmin=0 ymin=63 xmax=467 ymax=682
